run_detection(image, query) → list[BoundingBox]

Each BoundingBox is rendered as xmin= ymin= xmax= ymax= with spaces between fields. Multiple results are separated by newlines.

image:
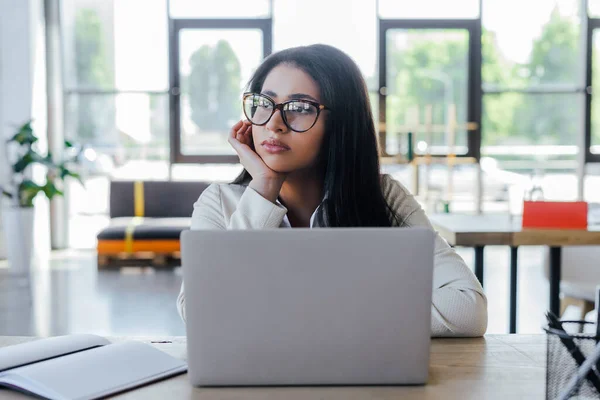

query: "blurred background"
xmin=1 ymin=0 xmax=600 ymax=337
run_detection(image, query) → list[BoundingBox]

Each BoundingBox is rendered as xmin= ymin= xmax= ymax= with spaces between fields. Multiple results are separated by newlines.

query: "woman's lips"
xmin=261 ymin=140 xmax=290 ymax=153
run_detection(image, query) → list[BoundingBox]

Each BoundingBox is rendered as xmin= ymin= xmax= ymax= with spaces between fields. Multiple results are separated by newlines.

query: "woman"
xmin=177 ymin=44 xmax=487 ymax=337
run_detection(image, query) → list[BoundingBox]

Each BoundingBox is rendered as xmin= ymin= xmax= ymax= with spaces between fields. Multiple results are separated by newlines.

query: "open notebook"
xmin=0 ymin=334 xmax=187 ymax=400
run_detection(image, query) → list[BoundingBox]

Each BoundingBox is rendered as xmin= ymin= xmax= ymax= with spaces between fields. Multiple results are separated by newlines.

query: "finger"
xmin=237 ymin=122 xmax=247 ymax=134
xmin=239 ymin=124 xmax=250 ymax=139
xmin=230 ymin=127 xmax=239 ymax=142
xmin=236 ymin=131 xmax=246 ymax=144
xmin=229 ymin=131 xmax=249 ymax=151
xmin=228 ymin=134 xmax=243 ymax=153
xmin=239 ymin=124 xmax=251 ymax=140
xmin=232 ymin=120 xmax=244 ymax=131
xmin=241 ymin=126 xmax=253 ymax=146
xmin=230 ymin=137 xmax=256 ymax=162
xmin=230 ymin=120 xmax=244 ymax=139
xmin=228 ymin=128 xmax=243 ymax=145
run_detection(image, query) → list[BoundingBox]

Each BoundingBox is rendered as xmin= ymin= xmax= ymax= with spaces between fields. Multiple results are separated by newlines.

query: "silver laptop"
xmin=181 ymin=227 xmax=435 ymax=386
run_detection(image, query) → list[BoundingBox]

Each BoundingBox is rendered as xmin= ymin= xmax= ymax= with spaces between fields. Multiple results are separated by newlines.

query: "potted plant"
xmin=0 ymin=120 xmax=82 ymax=275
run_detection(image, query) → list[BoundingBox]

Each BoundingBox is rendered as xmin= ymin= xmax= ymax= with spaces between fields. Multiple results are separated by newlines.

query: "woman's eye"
xmin=288 ymin=102 xmax=314 ymax=114
xmin=258 ymin=100 xmax=273 ymax=109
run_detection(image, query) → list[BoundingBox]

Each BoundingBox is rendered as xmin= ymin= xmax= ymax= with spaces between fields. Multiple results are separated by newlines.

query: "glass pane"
xmin=273 ymin=0 xmax=377 ymax=88
xmin=590 ymin=0 xmax=600 ymax=17
xmin=386 ymin=30 xmax=470 ymax=156
xmin=482 ymin=93 xmax=581 ymax=166
xmin=179 ymin=29 xmax=263 ymax=155
xmin=113 ymin=0 xmax=168 ymax=91
xmin=378 ymin=0 xmax=479 ymax=19
xmin=169 ymin=0 xmax=270 ymax=18
xmin=64 ymin=93 xmax=169 ymax=248
xmin=65 ymin=93 xmax=169 ymax=162
xmin=593 ymin=31 xmax=600 ymax=155
xmin=62 ymin=0 xmax=168 ymax=91
xmin=482 ymin=0 xmax=581 ymax=89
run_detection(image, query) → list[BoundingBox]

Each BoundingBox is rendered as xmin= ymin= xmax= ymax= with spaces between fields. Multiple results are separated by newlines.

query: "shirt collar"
xmin=278 ymin=200 xmax=326 ymax=228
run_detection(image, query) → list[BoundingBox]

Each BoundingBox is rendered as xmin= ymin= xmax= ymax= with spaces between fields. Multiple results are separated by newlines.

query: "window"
xmin=483 ymin=0 xmax=582 ymax=90
xmin=385 ymin=29 xmax=470 ymax=156
xmin=481 ymin=0 xmax=584 ymax=169
xmin=482 ymin=93 xmax=581 ymax=167
xmin=61 ymin=0 xmax=169 ymax=248
xmin=177 ymin=29 xmax=264 ymax=156
xmin=62 ymin=0 xmax=168 ymax=91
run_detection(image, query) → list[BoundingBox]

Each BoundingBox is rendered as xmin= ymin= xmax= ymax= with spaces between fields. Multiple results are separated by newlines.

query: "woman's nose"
xmin=266 ymin=109 xmax=289 ymax=133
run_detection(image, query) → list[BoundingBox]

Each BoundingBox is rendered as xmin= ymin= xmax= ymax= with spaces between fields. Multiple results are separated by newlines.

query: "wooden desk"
xmin=0 ymin=335 xmax=546 ymax=399
xmin=430 ymin=213 xmax=600 ymax=333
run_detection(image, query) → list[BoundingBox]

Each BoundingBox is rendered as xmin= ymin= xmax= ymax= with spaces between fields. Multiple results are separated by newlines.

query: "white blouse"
xmin=177 ymin=174 xmax=488 ymax=337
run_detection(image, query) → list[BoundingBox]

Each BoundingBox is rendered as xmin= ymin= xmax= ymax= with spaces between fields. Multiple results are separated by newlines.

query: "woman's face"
xmin=251 ymin=64 xmax=327 ymax=174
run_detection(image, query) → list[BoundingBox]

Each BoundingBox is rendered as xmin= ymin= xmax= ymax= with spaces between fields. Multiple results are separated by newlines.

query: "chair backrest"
xmin=543 ymin=246 xmax=600 ymax=284
xmin=109 ymin=180 xmax=210 ymax=218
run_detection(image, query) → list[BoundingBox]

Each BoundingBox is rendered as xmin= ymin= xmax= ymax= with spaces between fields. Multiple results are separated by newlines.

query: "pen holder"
xmin=545 ymin=320 xmax=600 ymax=400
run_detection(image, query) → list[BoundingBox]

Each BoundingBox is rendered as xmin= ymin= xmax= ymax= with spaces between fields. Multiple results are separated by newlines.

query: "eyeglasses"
xmin=242 ymin=92 xmax=329 ymax=133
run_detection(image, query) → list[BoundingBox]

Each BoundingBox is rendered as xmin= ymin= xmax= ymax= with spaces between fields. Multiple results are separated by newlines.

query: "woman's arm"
xmin=177 ymin=183 xmax=288 ymax=322
xmin=382 ymin=175 xmax=488 ymax=337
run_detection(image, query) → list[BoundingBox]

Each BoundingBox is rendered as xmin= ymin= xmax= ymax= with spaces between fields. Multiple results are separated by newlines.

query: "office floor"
xmin=0 ymin=245 xmax=551 ymax=337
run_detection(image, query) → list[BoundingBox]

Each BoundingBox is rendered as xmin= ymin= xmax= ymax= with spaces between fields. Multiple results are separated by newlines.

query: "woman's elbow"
xmin=457 ymin=294 xmax=488 ymax=337
xmin=431 ymin=288 xmax=488 ymax=337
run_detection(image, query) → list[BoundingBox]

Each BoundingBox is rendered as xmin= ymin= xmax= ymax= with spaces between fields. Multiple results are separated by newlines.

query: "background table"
xmin=0 ymin=335 xmax=545 ymax=399
xmin=430 ymin=213 xmax=600 ymax=333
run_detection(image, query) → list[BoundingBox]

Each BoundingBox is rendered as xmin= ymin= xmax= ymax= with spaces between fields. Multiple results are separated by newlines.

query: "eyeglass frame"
xmin=242 ymin=92 xmax=330 ymax=133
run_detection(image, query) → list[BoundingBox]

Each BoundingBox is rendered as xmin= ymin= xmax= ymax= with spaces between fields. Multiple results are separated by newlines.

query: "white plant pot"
xmin=1 ymin=206 xmax=35 ymax=276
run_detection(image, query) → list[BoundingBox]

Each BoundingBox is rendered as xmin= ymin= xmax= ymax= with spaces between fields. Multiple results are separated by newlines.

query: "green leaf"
xmin=43 ymin=181 xmax=63 ymax=200
xmin=12 ymin=149 xmax=48 ymax=173
xmin=59 ymin=166 xmax=84 ymax=185
xmin=59 ymin=165 xmax=68 ymax=180
xmin=13 ymin=152 xmax=36 ymax=173
xmin=64 ymin=140 xmax=74 ymax=148
xmin=18 ymin=180 xmax=43 ymax=207
xmin=7 ymin=120 xmax=37 ymax=146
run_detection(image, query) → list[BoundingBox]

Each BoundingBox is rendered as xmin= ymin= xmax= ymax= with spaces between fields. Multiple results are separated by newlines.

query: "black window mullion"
xmin=587 ymin=19 xmax=600 ymax=162
xmin=468 ymin=19 xmax=482 ymax=161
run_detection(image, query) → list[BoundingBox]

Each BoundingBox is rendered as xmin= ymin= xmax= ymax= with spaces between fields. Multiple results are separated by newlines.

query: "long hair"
xmin=233 ymin=44 xmax=398 ymax=227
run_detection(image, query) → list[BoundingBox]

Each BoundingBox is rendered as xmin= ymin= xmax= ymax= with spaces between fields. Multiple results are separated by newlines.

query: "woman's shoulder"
xmin=198 ymin=182 xmax=249 ymax=203
xmin=379 ymin=174 xmax=422 ymax=226
xmin=379 ymin=173 xmax=412 ymax=198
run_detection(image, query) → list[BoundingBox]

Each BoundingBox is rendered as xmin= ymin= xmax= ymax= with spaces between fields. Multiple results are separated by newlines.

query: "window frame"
xmin=378 ymin=18 xmax=483 ymax=160
xmin=168 ymin=18 xmax=273 ymax=164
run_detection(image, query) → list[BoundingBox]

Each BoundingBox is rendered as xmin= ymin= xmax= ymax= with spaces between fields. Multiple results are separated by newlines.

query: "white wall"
xmin=0 ymin=0 xmax=47 ymax=259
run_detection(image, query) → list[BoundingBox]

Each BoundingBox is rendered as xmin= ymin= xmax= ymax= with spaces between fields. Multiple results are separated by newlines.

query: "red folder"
xmin=522 ymin=201 xmax=588 ymax=229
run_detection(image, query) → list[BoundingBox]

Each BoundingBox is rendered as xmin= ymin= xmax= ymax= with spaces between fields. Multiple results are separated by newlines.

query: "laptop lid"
xmin=182 ymin=227 xmax=434 ymax=386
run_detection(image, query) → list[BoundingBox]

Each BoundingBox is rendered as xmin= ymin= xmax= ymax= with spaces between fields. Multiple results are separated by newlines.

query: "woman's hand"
xmin=228 ymin=120 xmax=286 ymax=203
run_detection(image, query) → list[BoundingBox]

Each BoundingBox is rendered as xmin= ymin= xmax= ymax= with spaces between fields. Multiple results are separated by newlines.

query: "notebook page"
xmin=0 ymin=373 xmax=65 ymax=400
xmin=0 ymin=341 xmax=187 ymax=400
xmin=0 ymin=334 xmax=110 ymax=372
